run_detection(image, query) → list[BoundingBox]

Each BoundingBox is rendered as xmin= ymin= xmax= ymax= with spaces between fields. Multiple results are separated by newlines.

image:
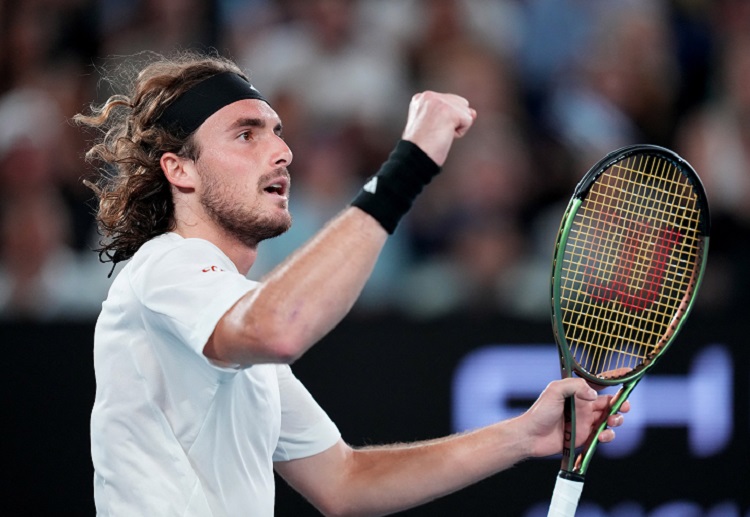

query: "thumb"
xmin=556 ymin=378 xmax=597 ymax=401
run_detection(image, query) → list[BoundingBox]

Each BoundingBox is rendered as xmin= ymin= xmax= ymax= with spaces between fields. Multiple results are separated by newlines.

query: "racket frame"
xmin=549 ymin=144 xmax=710 ymax=476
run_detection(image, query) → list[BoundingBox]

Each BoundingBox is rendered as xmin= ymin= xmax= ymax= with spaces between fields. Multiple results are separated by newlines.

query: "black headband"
xmin=155 ymin=72 xmax=269 ymax=137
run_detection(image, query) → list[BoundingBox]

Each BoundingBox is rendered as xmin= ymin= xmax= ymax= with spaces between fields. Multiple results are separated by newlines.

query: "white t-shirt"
xmin=91 ymin=233 xmax=340 ymax=516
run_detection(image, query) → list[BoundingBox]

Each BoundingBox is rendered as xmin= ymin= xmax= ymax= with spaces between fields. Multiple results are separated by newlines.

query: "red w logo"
xmin=585 ymin=216 xmax=682 ymax=312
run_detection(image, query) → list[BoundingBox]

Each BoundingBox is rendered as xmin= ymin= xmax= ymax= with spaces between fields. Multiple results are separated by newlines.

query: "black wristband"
xmin=351 ymin=140 xmax=441 ymax=233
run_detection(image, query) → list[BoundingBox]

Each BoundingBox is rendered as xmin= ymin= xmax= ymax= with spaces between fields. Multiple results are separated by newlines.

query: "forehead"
xmin=196 ymin=98 xmax=280 ymax=136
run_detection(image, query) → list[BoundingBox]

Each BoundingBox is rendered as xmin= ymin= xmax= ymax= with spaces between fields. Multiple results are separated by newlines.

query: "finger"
xmin=598 ymin=428 xmax=616 ymax=443
xmin=591 ymin=393 xmax=613 ymax=410
xmin=594 ymin=394 xmax=630 ymax=414
xmin=606 ymin=413 xmax=625 ymax=428
xmin=443 ymin=92 xmax=470 ymax=107
xmin=556 ymin=378 xmax=598 ymax=401
xmin=454 ymin=112 xmax=475 ymax=138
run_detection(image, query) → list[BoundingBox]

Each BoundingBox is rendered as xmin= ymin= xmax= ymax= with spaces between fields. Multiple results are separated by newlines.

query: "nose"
xmin=272 ymin=135 xmax=293 ymax=166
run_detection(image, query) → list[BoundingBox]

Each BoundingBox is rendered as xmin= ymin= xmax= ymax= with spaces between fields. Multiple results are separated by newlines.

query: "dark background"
xmin=4 ymin=310 xmax=748 ymax=516
xmin=2 ymin=1 xmax=750 ymax=515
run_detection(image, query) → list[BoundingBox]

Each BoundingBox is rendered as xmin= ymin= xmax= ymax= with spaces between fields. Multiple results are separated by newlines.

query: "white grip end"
xmin=547 ymin=473 xmax=584 ymax=517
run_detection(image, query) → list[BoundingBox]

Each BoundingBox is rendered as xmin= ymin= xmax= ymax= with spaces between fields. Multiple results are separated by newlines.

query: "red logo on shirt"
xmin=201 ymin=265 xmax=224 ymax=273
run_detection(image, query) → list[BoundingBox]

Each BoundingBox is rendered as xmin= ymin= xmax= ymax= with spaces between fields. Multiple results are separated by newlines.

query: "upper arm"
xmin=204 ymin=286 xmax=303 ymax=365
xmin=210 ymin=207 xmax=390 ymax=366
xmin=136 ymin=239 xmax=257 ymax=365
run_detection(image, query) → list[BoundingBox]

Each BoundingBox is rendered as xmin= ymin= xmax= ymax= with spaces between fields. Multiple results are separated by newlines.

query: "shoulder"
xmin=134 ymin=233 xmax=237 ymax=272
xmin=125 ymin=233 xmax=248 ymax=294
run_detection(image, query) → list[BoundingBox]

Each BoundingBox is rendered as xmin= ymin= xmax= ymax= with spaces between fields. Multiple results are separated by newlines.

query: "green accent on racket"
xmin=547 ymin=144 xmax=710 ymax=517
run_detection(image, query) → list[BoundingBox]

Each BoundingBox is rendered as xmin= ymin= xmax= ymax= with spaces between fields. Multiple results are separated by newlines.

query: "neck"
xmin=172 ymin=219 xmax=258 ymax=276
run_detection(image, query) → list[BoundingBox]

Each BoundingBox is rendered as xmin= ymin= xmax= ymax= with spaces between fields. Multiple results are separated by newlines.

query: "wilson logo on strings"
xmin=582 ymin=216 xmax=682 ymax=312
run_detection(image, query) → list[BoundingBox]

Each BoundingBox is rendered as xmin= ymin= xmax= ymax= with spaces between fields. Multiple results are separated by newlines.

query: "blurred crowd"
xmin=0 ymin=0 xmax=748 ymax=321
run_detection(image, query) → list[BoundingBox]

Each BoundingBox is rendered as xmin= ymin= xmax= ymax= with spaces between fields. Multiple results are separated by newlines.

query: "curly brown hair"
xmin=75 ymin=51 xmax=248 ymax=265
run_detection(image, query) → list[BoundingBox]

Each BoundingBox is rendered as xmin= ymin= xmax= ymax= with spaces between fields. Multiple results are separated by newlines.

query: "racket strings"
xmin=559 ymin=154 xmax=703 ymax=377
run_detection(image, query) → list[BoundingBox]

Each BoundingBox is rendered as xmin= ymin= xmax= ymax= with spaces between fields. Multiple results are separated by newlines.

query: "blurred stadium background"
xmin=1 ymin=1 xmax=748 ymax=515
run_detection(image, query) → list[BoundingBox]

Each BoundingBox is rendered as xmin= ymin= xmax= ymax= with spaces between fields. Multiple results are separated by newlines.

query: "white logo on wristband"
xmin=363 ymin=177 xmax=378 ymax=194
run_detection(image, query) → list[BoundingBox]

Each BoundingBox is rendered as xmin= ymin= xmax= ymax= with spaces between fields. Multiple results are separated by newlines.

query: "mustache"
xmin=258 ymin=167 xmax=290 ymax=185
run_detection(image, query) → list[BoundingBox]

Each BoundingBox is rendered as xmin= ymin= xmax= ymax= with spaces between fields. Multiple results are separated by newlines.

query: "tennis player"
xmin=77 ymin=52 xmax=628 ymax=516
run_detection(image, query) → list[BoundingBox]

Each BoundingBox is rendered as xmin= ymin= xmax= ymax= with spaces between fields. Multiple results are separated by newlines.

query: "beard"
xmin=198 ymin=166 xmax=292 ymax=249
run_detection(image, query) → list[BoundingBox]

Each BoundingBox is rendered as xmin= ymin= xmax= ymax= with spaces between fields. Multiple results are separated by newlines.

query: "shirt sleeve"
xmin=132 ymin=237 xmax=257 ymax=366
xmin=273 ymin=365 xmax=341 ymax=462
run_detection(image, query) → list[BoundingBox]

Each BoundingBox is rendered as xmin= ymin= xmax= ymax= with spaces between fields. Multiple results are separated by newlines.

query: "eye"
xmin=239 ymin=130 xmax=252 ymax=141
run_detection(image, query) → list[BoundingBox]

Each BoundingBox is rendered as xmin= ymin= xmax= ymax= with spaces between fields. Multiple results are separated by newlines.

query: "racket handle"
xmin=547 ymin=471 xmax=584 ymax=517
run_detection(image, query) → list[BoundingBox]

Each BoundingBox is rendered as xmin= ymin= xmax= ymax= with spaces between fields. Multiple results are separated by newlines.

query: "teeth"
xmin=265 ymin=183 xmax=284 ymax=194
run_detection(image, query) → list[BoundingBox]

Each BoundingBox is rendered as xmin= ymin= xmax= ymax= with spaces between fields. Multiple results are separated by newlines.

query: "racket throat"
xmin=578 ymin=382 xmax=640 ymax=474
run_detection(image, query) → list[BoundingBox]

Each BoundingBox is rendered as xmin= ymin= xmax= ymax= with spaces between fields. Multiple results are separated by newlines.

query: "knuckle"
xmin=421 ymin=91 xmax=443 ymax=106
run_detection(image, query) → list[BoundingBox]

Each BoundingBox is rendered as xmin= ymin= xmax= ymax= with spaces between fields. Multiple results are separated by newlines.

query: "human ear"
xmin=160 ymin=152 xmax=197 ymax=189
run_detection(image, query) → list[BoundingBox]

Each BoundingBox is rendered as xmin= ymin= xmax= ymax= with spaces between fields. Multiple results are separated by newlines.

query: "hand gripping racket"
xmin=546 ymin=145 xmax=710 ymax=517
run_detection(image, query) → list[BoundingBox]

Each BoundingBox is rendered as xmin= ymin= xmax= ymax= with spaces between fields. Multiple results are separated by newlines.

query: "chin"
xmin=257 ymin=213 xmax=293 ymax=242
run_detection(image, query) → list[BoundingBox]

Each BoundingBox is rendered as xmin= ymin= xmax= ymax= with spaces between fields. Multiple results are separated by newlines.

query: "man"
xmin=77 ymin=53 xmax=628 ymax=516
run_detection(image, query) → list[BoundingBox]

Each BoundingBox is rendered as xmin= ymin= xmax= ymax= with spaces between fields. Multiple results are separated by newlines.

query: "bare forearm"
xmin=212 ymin=206 xmax=387 ymax=364
xmin=207 ymin=92 xmax=477 ymax=365
xmin=279 ymin=419 xmax=532 ymax=517
xmin=343 ymin=421 xmax=530 ymax=515
xmin=276 ymin=379 xmax=627 ymax=517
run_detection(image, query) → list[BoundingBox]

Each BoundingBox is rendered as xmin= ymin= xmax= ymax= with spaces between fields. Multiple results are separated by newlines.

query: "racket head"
xmin=550 ymin=144 xmax=710 ymax=386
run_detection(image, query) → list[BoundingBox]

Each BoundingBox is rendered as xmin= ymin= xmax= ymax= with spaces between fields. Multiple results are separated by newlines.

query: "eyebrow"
xmin=229 ymin=117 xmax=283 ymax=135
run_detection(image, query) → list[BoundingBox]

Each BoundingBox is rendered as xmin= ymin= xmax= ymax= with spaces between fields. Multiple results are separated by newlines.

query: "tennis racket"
xmin=546 ymin=144 xmax=710 ymax=517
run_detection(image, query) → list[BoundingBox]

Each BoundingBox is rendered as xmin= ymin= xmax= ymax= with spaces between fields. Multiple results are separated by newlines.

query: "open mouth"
xmin=263 ymin=178 xmax=289 ymax=197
